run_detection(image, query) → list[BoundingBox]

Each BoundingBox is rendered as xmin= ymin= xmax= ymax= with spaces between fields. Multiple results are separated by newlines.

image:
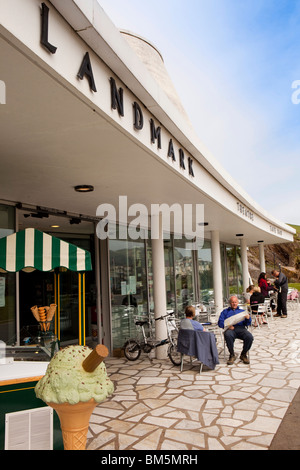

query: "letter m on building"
xmin=0 ymin=81 xmax=6 ymax=104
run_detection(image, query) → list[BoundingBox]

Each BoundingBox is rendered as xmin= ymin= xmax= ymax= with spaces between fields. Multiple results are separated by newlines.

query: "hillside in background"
xmin=248 ymin=224 xmax=300 ymax=283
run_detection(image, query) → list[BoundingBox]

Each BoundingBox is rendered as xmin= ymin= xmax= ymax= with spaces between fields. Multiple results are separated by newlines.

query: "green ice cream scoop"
xmin=35 ymin=345 xmax=114 ymax=405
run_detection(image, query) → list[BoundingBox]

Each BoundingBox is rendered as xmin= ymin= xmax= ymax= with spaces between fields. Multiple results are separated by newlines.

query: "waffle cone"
xmin=47 ymin=399 xmax=97 ymax=450
xmin=31 ymin=305 xmax=40 ymax=322
xmin=46 ymin=304 xmax=57 ymax=330
xmin=47 ymin=304 xmax=56 ymax=322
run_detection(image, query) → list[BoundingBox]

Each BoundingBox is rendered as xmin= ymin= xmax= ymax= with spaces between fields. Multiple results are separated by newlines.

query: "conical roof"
xmin=120 ymin=30 xmax=192 ymax=126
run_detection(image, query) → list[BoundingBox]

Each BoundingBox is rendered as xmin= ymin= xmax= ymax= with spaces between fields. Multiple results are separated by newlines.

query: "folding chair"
xmin=264 ymin=298 xmax=273 ymax=320
xmin=250 ymin=304 xmax=269 ymax=328
xmin=180 ymin=354 xmax=203 ymax=374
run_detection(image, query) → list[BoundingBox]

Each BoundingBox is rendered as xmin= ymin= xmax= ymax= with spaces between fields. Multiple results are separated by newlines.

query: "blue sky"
xmin=98 ymin=0 xmax=300 ymax=226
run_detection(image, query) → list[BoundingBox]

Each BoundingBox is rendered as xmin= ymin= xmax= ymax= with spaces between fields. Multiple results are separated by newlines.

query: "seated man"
xmin=180 ymin=305 xmax=205 ymax=331
xmin=218 ymin=295 xmax=253 ymax=365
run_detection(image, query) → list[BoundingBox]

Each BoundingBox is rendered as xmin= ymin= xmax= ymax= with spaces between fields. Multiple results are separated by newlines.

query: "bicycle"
xmin=123 ymin=311 xmax=181 ymax=366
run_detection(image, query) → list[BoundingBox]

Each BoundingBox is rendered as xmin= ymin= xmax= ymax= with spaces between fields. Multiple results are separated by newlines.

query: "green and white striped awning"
xmin=0 ymin=228 xmax=92 ymax=272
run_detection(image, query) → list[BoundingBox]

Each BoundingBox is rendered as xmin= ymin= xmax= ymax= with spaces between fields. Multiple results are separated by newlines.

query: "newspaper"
xmin=224 ymin=311 xmax=247 ymax=330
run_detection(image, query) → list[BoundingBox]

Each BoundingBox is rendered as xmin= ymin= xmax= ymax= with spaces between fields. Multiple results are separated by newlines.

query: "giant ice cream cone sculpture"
xmin=35 ymin=344 xmax=114 ymax=450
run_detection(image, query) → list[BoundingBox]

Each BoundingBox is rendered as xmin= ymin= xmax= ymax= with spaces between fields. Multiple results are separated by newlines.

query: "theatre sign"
xmin=40 ymin=2 xmax=195 ymax=178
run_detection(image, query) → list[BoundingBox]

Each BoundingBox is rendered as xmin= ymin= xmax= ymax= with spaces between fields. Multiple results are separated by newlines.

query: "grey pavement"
xmin=87 ymin=304 xmax=300 ymax=451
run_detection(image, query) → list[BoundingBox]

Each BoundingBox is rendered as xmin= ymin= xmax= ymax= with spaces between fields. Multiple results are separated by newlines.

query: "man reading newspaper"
xmin=218 ymin=296 xmax=253 ymax=365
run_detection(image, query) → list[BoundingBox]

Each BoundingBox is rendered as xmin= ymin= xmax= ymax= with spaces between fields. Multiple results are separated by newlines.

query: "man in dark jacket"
xmin=272 ymin=270 xmax=288 ymax=318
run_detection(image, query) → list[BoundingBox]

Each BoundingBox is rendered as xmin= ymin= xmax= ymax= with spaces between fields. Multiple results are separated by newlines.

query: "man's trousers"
xmin=224 ymin=326 xmax=253 ymax=355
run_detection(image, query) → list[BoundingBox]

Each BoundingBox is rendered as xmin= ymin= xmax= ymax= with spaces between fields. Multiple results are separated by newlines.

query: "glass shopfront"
xmin=0 ymin=205 xmax=247 ymax=352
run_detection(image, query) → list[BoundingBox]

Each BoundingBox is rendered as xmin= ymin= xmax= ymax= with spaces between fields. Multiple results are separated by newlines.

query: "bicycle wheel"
xmin=124 ymin=340 xmax=141 ymax=361
xmin=168 ymin=341 xmax=181 ymax=366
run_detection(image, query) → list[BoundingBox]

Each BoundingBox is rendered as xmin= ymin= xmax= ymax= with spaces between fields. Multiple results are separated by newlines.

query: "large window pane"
xmin=174 ymin=238 xmax=194 ymax=316
xmin=110 ymin=227 xmax=148 ymax=350
xmin=226 ymin=246 xmax=238 ymax=297
xmin=198 ymin=240 xmax=214 ymax=303
xmin=220 ymin=243 xmax=228 ymax=303
xmin=236 ymin=247 xmax=243 ymax=296
xmin=164 ymin=239 xmax=175 ymax=311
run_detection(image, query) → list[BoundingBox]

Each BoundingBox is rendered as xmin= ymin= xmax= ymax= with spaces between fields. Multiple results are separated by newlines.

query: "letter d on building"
xmin=0 ymin=81 xmax=6 ymax=104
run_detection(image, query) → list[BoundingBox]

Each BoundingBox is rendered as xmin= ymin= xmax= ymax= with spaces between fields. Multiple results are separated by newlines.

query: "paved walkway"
xmin=87 ymin=305 xmax=300 ymax=451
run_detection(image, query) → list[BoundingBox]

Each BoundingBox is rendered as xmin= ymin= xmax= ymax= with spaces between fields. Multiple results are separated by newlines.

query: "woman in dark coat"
xmin=258 ymin=272 xmax=274 ymax=297
xmin=250 ymin=286 xmax=266 ymax=326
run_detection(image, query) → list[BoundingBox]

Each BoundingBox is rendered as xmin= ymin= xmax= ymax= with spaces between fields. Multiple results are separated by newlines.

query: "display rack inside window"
xmin=29 ymin=304 xmax=59 ymax=354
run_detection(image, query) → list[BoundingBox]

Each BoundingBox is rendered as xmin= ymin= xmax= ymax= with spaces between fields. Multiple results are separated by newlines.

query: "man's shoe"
xmin=274 ymin=314 xmax=281 ymax=317
xmin=227 ymin=354 xmax=236 ymax=365
xmin=281 ymin=314 xmax=287 ymax=318
xmin=240 ymin=353 xmax=250 ymax=364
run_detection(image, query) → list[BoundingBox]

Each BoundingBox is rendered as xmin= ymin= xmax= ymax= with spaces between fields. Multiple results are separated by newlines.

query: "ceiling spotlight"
xmin=74 ymin=185 xmax=94 ymax=193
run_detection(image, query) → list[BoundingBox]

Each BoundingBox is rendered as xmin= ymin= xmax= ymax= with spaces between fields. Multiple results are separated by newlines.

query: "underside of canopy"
xmin=0 ymin=228 xmax=92 ymax=272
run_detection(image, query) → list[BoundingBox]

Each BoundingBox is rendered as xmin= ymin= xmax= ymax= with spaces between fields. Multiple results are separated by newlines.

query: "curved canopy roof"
xmin=0 ymin=228 xmax=92 ymax=273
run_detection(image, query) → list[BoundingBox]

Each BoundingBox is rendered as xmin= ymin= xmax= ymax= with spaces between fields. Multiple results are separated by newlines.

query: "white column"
xmin=259 ymin=243 xmax=266 ymax=273
xmin=151 ymin=214 xmax=168 ymax=359
xmin=240 ymin=238 xmax=250 ymax=293
xmin=211 ymin=231 xmax=223 ymax=316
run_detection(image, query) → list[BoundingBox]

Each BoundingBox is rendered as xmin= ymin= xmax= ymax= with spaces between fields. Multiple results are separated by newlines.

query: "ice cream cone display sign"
xmin=31 ymin=304 xmax=57 ymax=331
xmin=35 ymin=344 xmax=114 ymax=450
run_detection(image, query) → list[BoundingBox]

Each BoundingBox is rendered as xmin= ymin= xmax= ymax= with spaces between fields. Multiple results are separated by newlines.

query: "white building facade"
xmin=0 ymin=0 xmax=295 ymax=355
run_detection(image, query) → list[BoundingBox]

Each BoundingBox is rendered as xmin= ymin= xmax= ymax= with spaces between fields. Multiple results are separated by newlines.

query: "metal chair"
xmin=180 ymin=354 xmax=203 ymax=374
xmin=264 ymin=298 xmax=273 ymax=320
xmin=250 ymin=304 xmax=269 ymax=328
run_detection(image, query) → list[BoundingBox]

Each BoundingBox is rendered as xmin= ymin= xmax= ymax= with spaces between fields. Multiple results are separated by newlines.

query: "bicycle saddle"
xmin=135 ymin=321 xmax=148 ymax=326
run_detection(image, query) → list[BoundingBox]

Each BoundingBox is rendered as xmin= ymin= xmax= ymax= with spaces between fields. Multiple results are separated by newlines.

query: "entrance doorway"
xmin=19 ymin=270 xmax=55 ymax=344
xmin=18 ymin=211 xmax=97 ymax=346
xmin=19 ymin=268 xmax=94 ymax=345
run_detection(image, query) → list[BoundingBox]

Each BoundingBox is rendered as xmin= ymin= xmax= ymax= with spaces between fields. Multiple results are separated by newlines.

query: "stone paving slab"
xmin=87 ymin=306 xmax=300 ymax=451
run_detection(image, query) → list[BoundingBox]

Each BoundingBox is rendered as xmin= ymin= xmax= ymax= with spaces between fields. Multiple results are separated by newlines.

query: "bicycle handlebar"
xmin=155 ymin=312 xmax=175 ymax=321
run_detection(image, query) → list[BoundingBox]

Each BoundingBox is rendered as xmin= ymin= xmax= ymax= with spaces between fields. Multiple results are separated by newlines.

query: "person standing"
xmin=258 ymin=272 xmax=274 ymax=298
xmin=271 ymin=270 xmax=288 ymax=318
